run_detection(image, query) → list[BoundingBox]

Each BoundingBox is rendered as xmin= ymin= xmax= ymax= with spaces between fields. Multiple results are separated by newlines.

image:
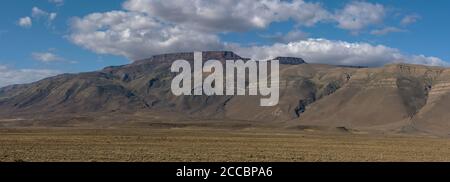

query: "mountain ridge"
xmin=1 ymin=51 xmax=450 ymax=136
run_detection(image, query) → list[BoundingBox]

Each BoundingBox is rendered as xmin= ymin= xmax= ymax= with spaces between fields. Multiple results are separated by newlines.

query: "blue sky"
xmin=0 ymin=0 xmax=449 ymax=87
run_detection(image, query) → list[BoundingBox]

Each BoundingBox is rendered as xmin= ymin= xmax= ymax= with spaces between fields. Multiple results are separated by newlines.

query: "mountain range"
xmin=1 ymin=51 xmax=450 ymax=136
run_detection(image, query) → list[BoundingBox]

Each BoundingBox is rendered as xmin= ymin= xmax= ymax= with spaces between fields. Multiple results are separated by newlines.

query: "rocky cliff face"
xmin=1 ymin=51 xmax=450 ymax=135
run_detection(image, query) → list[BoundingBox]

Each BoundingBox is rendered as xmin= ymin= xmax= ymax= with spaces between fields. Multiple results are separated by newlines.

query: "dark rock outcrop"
xmin=273 ymin=56 xmax=306 ymax=65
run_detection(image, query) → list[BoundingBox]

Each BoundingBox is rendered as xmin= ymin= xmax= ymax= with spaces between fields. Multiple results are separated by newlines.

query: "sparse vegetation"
xmin=1 ymin=127 xmax=450 ymax=162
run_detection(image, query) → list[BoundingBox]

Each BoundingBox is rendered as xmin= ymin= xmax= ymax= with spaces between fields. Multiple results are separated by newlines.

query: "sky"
xmin=0 ymin=0 xmax=449 ymax=87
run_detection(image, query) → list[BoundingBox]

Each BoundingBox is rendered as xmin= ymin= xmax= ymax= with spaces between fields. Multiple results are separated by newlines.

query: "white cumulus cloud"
xmin=123 ymin=0 xmax=330 ymax=33
xmin=401 ymin=14 xmax=421 ymax=26
xmin=69 ymin=11 xmax=224 ymax=60
xmin=370 ymin=27 xmax=406 ymax=35
xmin=31 ymin=52 xmax=64 ymax=63
xmin=334 ymin=1 xmax=385 ymax=33
xmin=231 ymin=39 xmax=448 ymax=67
xmin=260 ymin=29 xmax=308 ymax=43
xmin=31 ymin=7 xmax=57 ymax=22
xmin=17 ymin=17 xmax=32 ymax=28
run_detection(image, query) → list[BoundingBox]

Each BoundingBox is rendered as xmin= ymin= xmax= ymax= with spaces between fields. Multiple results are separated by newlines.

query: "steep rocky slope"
xmin=1 ymin=51 xmax=450 ymax=135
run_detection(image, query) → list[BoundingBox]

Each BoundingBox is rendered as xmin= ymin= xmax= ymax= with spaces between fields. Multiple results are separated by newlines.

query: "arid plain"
xmin=2 ymin=126 xmax=450 ymax=162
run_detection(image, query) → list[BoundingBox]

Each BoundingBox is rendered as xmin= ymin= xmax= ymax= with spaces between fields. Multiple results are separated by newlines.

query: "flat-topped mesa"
xmin=133 ymin=51 xmax=310 ymax=66
xmin=133 ymin=51 xmax=250 ymax=65
xmin=273 ymin=57 xmax=306 ymax=65
xmin=101 ymin=51 xmax=310 ymax=76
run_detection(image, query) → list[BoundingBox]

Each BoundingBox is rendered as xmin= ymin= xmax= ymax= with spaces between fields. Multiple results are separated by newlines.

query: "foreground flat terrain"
xmin=1 ymin=127 xmax=450 ymax=162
